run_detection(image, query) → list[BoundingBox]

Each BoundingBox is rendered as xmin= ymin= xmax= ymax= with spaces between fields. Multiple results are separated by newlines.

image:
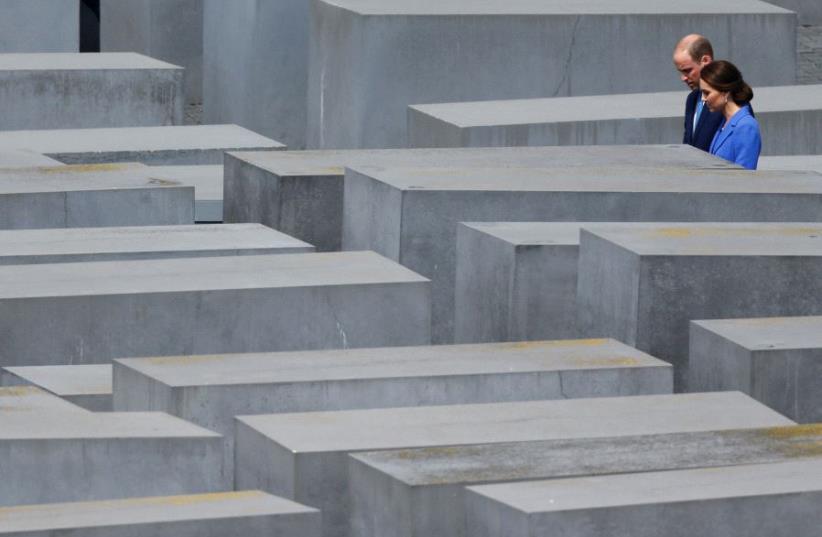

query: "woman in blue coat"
xmin=699 ymin=61 xmax=761 ymax=170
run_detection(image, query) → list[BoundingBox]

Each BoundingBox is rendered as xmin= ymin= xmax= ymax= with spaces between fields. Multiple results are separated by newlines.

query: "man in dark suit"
xmin=672 ymin=34 xmax=723 ymax=152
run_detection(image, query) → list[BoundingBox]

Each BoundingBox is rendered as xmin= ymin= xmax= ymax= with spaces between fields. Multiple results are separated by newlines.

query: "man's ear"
xmin=699 ymin=55 xmax=712 ymax=67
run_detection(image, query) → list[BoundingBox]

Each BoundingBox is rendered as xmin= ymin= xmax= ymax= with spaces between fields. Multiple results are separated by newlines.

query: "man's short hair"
xmin=687 ymin=36 xmax=714 ymax=62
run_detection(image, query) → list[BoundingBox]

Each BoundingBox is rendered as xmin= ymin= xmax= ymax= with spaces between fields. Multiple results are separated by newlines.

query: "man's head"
xmin=673 ymin=34 xmax=714 ymax=90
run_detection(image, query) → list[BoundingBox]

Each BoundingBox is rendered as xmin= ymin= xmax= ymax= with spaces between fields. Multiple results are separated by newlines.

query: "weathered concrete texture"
xmin=767 ymin=0 xmax=822 ymax=24
xmin=234 ymin=392 xmax=791 ymax=537
xmin=0 ymin=223 xmax=312 ymax=265
xmin=348 ymin=424 xmax=822 ymax=537
xmin=0 ymin=0 xmax=79 ymax=52
xmin=759 ymin=154 xmax=822 ymax=173
xmin=101 ymin=0 xmax=203 ymax=103
xmin=0 ymin=149 xmax=61 ymax=167
xmin=577 ymin=223 xmax=822 ymax=391
xmin=0 ymin=163 xmax=194 ymax=229
xmin=225 ymin=145 xmax=734 ymax=252
xmin=690 ymin=316 xmax=822 ymax=423
xmin=409 ymin=85 xmax=822 ymax=155
xmin=114 ymin=338 xmax=671 ymax=470
xmin=2 ymin=365 xmax=112 ymax=411
xmin=0 ymin=251 xmax=430 ymax=367
xmin=0 ymin=125 xmax=284 ymax=165
xmin=0 ymin=385 xmax=90 ymax=414
xmin=465 ymin=459 xmax=822 ymax=537
xmin=343 ymin=166 xmax=822 ymax=343
xmin=0 ymin=53 xmax=183 ymax=130
xmin=203 ymin=0 xmax=306 ymax=148
xmin=0 ymin=410 xmax=227 ymax=506
xmin=150 ymin=165 xmax=223 ymax=221
xmin=308 ymin=0 xmax=796 ymax=148
xmin=0 ymin=491 xmax=321 ymax=536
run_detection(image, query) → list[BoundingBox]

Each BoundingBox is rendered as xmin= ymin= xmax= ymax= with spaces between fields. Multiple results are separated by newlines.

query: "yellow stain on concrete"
xmin=574 ymin=356 xmax=642 ymax=366
xmin=761 ymin=423 xmax=822 ymax=439
xmin=146 ymin=354 xmax=227 ymax=366
xmin=0 ymin=386 xmax=40 ymax=397
xmin=36 ymin=163 xmax=129 ymax=174
xmin=644 ymin=226 xmax=822 ymax=240
xmin=504 ymin=339 xmax=608 ymax=350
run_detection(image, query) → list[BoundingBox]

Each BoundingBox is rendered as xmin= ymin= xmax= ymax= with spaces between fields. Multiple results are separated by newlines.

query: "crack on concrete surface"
xmin=558 ymin=371 xmax=567 ymax=399
xmin=551 ymin=16 xmax=581 ymax=97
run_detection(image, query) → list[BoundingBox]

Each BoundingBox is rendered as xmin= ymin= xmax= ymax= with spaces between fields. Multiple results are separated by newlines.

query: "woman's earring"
xmin=723 ymin=93 xmax=728 ymax=104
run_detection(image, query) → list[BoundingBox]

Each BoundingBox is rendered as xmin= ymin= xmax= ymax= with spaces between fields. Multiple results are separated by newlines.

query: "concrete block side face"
xmin=766 ymin=0 xmax=822 ymax=24
xmin=557 ymin=366 xmax=673 ymax=398
xmin=149 ymin=0 xmax=204 ymax=103
xmin=296 ymin=452 xmax=349 ymax=537
xmin=0 ymin=0 xmax=79 ymax=53
xmin=65 ymin=187 xmax=195 ymax=227
xmin=100 ymin=0 xmax=152 ymax=53
xmin=341 ymin=170 xmax=403 ymax=259
xmin=752 ymin=348 xmax=822 ymax=423
xmin=0 ymin=192 xmax=66 ymax=229
xmin=222 ymin=154 xmax=278 ymax=226
xmin=407 ymin=108 xmax=462 ymax=148
xmin=689 ymin=322 xmax=754 ymax=394
xmin=348 ymin=455 xmax=414 ymax=537
xmin=759 ymin=110 xmax=822 ymax=156
xmin=234 ymin=420 xmax=296 ymax=498
xmin=112 ymin=362 xmax=176 ymax=413
xmin=465 ymin=488 xmax=529 ymax=537
xmin=280 ymin=175 xmax=345 ymax=252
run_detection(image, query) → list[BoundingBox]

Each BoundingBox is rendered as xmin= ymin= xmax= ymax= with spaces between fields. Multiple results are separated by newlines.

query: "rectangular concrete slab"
xmin=408 ymin=85 xmax=822 ymax=156
xmin=308 ymin=0 xmax=795 ymax=148
xmin=0 ymin=163 xmax=194 ymax=229
xmin=690 ymin=316 xmax=822 ymax=422
xmin=348 ymin=424 xmax=822 ymax=537
xmin=0 ymin=125 xmax=285 ymax=165
xmin=0 ymin=251 xmax=430 ymax=367
xmin=759 ymin=154 xmax=822 ymax=173
xmin=577 ymin=223 xmax=822 ymax=391
xmin=149 ymin=165 xmax=223 ymax=221
xmin=343 ymin=166 xmax=822 ymax=343
xmin=465 ymin=459 xmax=822 ymax=537
xmin=225 ymin=145 xmax=735 ymax=252
xmin=0 ymin=491 xmax=320 ymax=536
xmin=0 ymin=53 xmax=184 ymax=130
xmin=0 ymin=0 xmax=79 ymax=52
xmin=234 ymin=392 xmax=792 ymax=537
xmin=2 ymin=364 xmax=112 ymax=411
xmin=0 ymin=149 xmax=61 ymax=167
xmin=0 ymin=410 xmax=227 ymax=506
xmin=0 ymin=223 xmax=312 ymax=265
xmin=0 ymin=385 xmax=90 ymax=414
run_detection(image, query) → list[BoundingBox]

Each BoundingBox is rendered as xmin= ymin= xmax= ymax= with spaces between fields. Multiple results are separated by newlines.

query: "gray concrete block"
xmin=0 ymin=251 xmax=430 ymax=367
xmin=343 ymin=166 xmax=822 ymax=343
xmin=0 ymin=163 xmax=194 ymax=229
xmin=0 ymin=125 xmax=284 ymax=165
xmin=0 ymin=0 xmax=79 ymax=53
xmin=0 ymin=385 xmax=90 ymax=414
xmin=101 ymin=0 xmax=203 ymax=103
xmin=225 ymin=145 xmax=736 ymax=252
xmin=767 ymin=0 xmax=822 ymax=24
xmin=0 ymin=491 xmax=321 ymax=536
xmin=0 ymin=53 xmax=183 ymax=130
xmin=0 ymin=410 xmax=227 ymax=506
xmin=2 ymin=365 xmax=112 ymax=411
xmin=149 ymin=165 xmax=223 ymax=222
xmin=0 ymin=149 xmax=61 ymax=167
xmin=349 ymin=424 xmax=822 ymax=537
xmin=308 ymin=0 xmax=796 ymax=148
xmin=0 ymin=223 xmax=312 ymax=264
xmin=234 ymin=392 xmax=791 ymax=537
xmin=759 ymin=154 xmax=822 ymax=173
xmin=465 ymin=459 xmax=822 ymax=537
xmin=409 ymin=85 xmax=822 ymax=155
xmin=690 ymin=316 xmax=822 ymax=423
xmin=577 ymin=223 xmax=822 ymax=391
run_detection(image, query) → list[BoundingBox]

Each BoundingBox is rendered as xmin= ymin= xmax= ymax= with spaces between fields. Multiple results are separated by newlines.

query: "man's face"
xmin=673 ymin=49 xmax=709 ymax=90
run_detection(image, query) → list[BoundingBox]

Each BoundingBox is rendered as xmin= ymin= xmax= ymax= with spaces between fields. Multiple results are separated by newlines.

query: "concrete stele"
xmin=0 ymin=385 xmax=90 ymax=414
xmin=149 ymin=165 xmax=223 ymax=222
xmin=0 ymin=0 xmax=79 ymax=53
xmin=2 ymin=365 xmax=112 ymax=411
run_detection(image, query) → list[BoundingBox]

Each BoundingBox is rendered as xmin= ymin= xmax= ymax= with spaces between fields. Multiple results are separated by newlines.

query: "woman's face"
xmin=700 ymin=80 xmax=726 ymax=113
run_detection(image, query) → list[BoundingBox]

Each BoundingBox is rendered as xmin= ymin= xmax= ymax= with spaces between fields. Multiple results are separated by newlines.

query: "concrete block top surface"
xmin=0 ymin=385 xmax=89 ymax=414
xmin=0 ymin=251 xmax=428 ymax=299
xmin=410 ymin=85 xmax=822 ymax=127
xmin=467 ymin=459 xmax=822 ymax=512
xmin=0 ymin=125 xmax=284 ymax=154
xmin=759 ymin=155 xmax=822 ymax=173
xmin=581 ymin=223 xmax=822 ymax=256
xmin=0 ymin=163 xmax=186 ymax=194
xmin=0 ymin=491 xmax=316 ymax=533
xmin=691 ymin=316 xmax=822 ymax=351
xmin=319 ymin=0 xmax=790 ymax=15
xmin=149 ymin=165 xmax=223 ymax=201
xmin=352 ymin=424 xmax=822 ymax=486
xmin=0 ymin=224 xmax=312 ymax=258
xmin=229 ymin=145 xmax=735 ymax=176
xmin=0 ymin=52 xmax=182 ymax=71
xmin=114 ymin=338 xmax=668 ymax=387
xmin=3 ymin=365 xmax=111 ymax=397
xmin=348 ymin=166 xmax=822 ymax=193
xmin=0 ymin=411 xmax=221 ymax=440
xmin=462 ymin=221 xmax=609 ymax=246
xmin=0 ymin=149 xmax=61 ymax=167
xmin=236 ymin=392 xmax=792 ymax=454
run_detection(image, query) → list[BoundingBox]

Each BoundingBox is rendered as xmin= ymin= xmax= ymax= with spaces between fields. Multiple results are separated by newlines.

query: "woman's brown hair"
xmin=700 ymin=60 xmax=754 ymax=104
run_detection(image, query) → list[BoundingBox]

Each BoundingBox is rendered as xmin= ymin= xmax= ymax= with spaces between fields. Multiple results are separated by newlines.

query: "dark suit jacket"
xmin=683 ymin=89 xmax=724 ymax=152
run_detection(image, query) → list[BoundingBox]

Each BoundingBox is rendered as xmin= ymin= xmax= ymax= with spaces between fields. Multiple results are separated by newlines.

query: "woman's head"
xmin=699 ymin=60 xmax=753 ymax=112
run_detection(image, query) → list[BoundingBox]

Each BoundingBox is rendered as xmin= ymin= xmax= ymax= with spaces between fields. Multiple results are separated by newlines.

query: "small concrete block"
xmin=577 ymin=223 xmax=822 ymax=390
xmin=344 ymin=166 xmax=822 ymax=343
xmin=0 ymin=0 xmax=79 ymax=53
xmin=0 ymin=53 xmax=183 ymax=130
xmin=0 ymin=223 xmax=312 ymax=265
xmin=225 ymin=145 xmax=733 ymax=252
xmin=149 ymin=165 xmax=223 ymax=221
xmin=234 ymin=392 xmax=791 ymax=537
xmin=0 ymin=251 xmax=430 ymax=367
xmin=0 ymin=149 xmax=62 ymax=167
xmin=2 ymin=365 xmax=112 ymax=411
xmin=0 ymin=491 xmax=321 ymax=536
xmin=408 ymin=85 xmax=822 ymax=155
xmin=349 ymin=424 xmax=822 ymax=537
xmin=308 ymin=0 xmax=795 ymax=148
xmin=465 ymin=459 xmax=822 ymax=537
xmin=0 ymin=163 xmax=194 ymax=229
xmin=0 ymin=125 xmax=284 ymax=165
xmin=0 ymin=385 xmax=90 ymax=414
xmin=690 ymin=316 xmax=822 ymax=422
